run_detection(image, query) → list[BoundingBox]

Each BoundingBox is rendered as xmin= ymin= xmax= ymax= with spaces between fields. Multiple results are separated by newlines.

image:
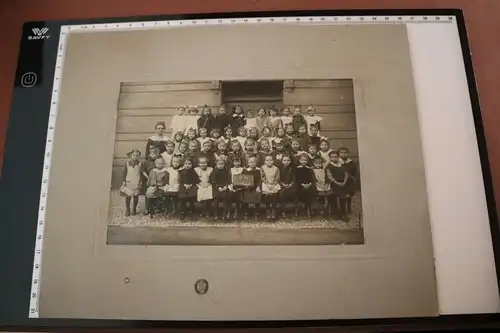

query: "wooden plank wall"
xmin=283 ymin=79 xmax=357 ymax=157
xmin=111 ymin=79 xmax=358 ymax=188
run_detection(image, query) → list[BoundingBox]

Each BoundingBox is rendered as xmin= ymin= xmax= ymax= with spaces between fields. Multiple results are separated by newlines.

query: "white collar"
xmin=330 ymin=161 xmax=342 ymax=167
xmin=297 ymin=165 xmax=310 ymax=169
xmin=149 ymin=135 xmax=167 ymax=141
xmin=341 ymin=158 xmax=352 ymax=163
xmin=246 ymin=167 xmax=259 ymax=171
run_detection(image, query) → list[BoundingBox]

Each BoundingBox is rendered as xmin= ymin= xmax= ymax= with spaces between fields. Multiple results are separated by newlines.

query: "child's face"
xmin=310 ymin=127 xmax=319 ymax=136
xmin=320 ymin=141 xmax=329 ymax=151
xmin=308 ymin=146 xmax=317 ymax=155
xmin=189 ymin=108 xmax=198 ymax=116
xmin=260 ymin=140 xmax=270 ymax=150
xmin=248 ymin=157 xmax=257 ymax=168
xmin=314 ymin=160 xmax=323 ymax=169
xmin=307 ymin=108 xmax=315 ymax=116
xmin=339 ymin=149 xmax=349 ymax=159
xmin=203 ymin=108 xmax=211 ymax=116
xmin=225 ymin=128 xmax=233 ymax=137
xmin=283 ymin=108 xmax=290 ymax=116
xmin=294 ymin=107 xmax=301 ymax=115
xmin=262 ymin=128 xmax=270 ymax=137
xmin=269 ymin=109 xmax=277 ymax=117
xmin=187 ymin=131 xmax=196 ymax=140
xmin=231 ymin=142 xmax=240 ymax=152
xmin=199 ymin=158 xmax=208 ymax=169
xmin=218 ymin=142 xmax=227 ymax=151
xmin=298 ymin=126 xmax=307 ymax=135
xmin=257 ymin=109 xmax=265 ymax=117
xmin=149 ymin=152 xmax=158 ymax=160
xmin=155 ymin=158 xmax=164 ymax=169
xmin=285 ymin=125 xmax=294 ymax=134
xmin=299 ymin=156 xmax=308 ymax=166
xmin=330 ymin=153 xmax=339 ymax=163
xmin=179 ymin=144 xmax=187 ymax=153
xmin=175 ymin=133 xmax=183 ymax=141
xmin=166 ymin=143 xmax=174 ymax=154
xmin=277 ymin=128 xmax=285 ymax=137
xmin=276 ymin=143 xmax=284 ymax=152
xmin=131 ymin=152 xmax=140 ymax=161
xmin=282 ymin=156 xmax=291 ymax=166
xmin=265 ymin=156 xmax=274 ymax=167
xmin=177 ymin=107 xmax=185 ymax=116
xmin=235 ymin=106 xmax=242 ymax=114
xmin=245 ymin=142 xmax=254 ymax=151
xmin=172 ymin=158 xmax=181 ymax=168
xmin=202 ymin=142 xmax=211 ymax=151
xmin=156 ymin=124 xmax=165 ymax=135
xmin=216 ymin=160 xmax=225 ymax=169
xmin=219 ymin=106 xmax=226 ymax=114
xmin=200 ymin=129 xmax=208 ymax=137
xmin=291 ymin=141 xmax=300 ymax=151
xmin=238 ymin=128 xmax=246 ymax=137
xmin=184 ymin=160 xmax=193 ymax=169
xmin=250 ymin=129 xmax=258 ymax=137
xmin=189 ymin=142 xmax=197 ymax=151
xmin=233 ymin=160 xmax=241 ymax=168
xmin=247 ymin=111 xmax=254 ymax=119
xmin=212 ymin=131 xmax=220 ymax=138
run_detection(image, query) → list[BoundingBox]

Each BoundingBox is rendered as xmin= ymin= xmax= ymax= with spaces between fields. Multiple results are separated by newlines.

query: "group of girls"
xmin=121 ymin=104 xmax=358 ymax=221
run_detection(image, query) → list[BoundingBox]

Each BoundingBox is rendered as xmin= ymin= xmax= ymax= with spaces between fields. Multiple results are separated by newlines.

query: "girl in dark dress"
xmin=210 ymin=159 xmax=231 ymax=220
xmin=279 ymin=154 xmax=297 ymax=217
xmin=241 ymin=156 xmax=262 ymax=220
xmin=295 ymin=153 xmax=316 ymax=217
xmin=213 ymin=140 xmax=229 ymax=167
xmin=339 ymin=147 xmax=358 ymax=214
xmin=197 ymin=105 xmax=215 ymax=135
xmin=146 ymin=157 xmax=169 ymax=218
xmin=296 ymin=124 xmax=310 ymax=152
xmin=214 ymin=105 xmax=232 ymax=133
xmin=325 ymin=150 xmax=349 ymax=222
xmin=291 ymin=105 xmax=307 ymax=134
xmin=228 ymin=157 xmax=244 ymax=219
xmin=290 ymin=139 xmax=305 ymax=166
xmin=184 ymin=140 xmax=199 ymax=166
xmin=257 ymin=138 xmax=272 ymax=166
xmin=210 ymin=128 xmax=222 ymax=151
xmin=173 ymin=131 xmax=184 ymax=154
xmin=177 ymin=159 xmax=200 ymax=220
xmin=231 ymin=105 xmax=246 ymax=132
xmin=141 ymin=147 xmax=160 ymax=215
xmin=308 ymin=124 xmax=322 ymax=149
xmin=271 ymin=138 xmax=287 ymax=169
xmin=145 ymin=121 xmax=169 ymax=156
xmin=227 ymin=139 xmax=243 ymax=167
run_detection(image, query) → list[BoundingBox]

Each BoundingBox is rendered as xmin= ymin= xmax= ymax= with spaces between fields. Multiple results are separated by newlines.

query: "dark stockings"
xmin=125 ymin=196 xmax=139 ymax=216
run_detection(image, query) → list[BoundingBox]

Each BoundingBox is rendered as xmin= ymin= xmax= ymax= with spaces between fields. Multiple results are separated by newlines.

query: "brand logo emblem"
xmin=29 ymin=28 xmax=50 ymax=40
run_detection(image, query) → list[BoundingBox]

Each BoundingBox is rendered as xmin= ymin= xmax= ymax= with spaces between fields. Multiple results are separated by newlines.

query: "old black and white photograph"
xmin=108 ymin=79 xmax=363 ymax=245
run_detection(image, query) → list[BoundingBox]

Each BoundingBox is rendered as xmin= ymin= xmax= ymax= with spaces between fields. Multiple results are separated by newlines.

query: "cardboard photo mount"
xmin=35 ymin=22 xmax=439 ymax=320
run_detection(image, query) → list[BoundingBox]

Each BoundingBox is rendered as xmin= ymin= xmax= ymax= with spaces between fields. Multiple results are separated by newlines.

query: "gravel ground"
xmin=108 ymin=190 xmax=362 ymax=229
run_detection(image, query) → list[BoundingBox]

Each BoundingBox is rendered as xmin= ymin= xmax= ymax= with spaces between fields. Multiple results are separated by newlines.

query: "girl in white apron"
xmin=164 ymin=156 xmax=182 ymax=216
xmin=194 ymin=157 xmax=214 ymax=218
xmin=120 ymin=149 xmax=143 ymax=216
xmin=260 ymin=155 xmax=281 ymax=219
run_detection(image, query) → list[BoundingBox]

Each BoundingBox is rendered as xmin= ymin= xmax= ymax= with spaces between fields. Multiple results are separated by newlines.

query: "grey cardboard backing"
xmin=39 ymin=24 xmax=438 ymax=320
